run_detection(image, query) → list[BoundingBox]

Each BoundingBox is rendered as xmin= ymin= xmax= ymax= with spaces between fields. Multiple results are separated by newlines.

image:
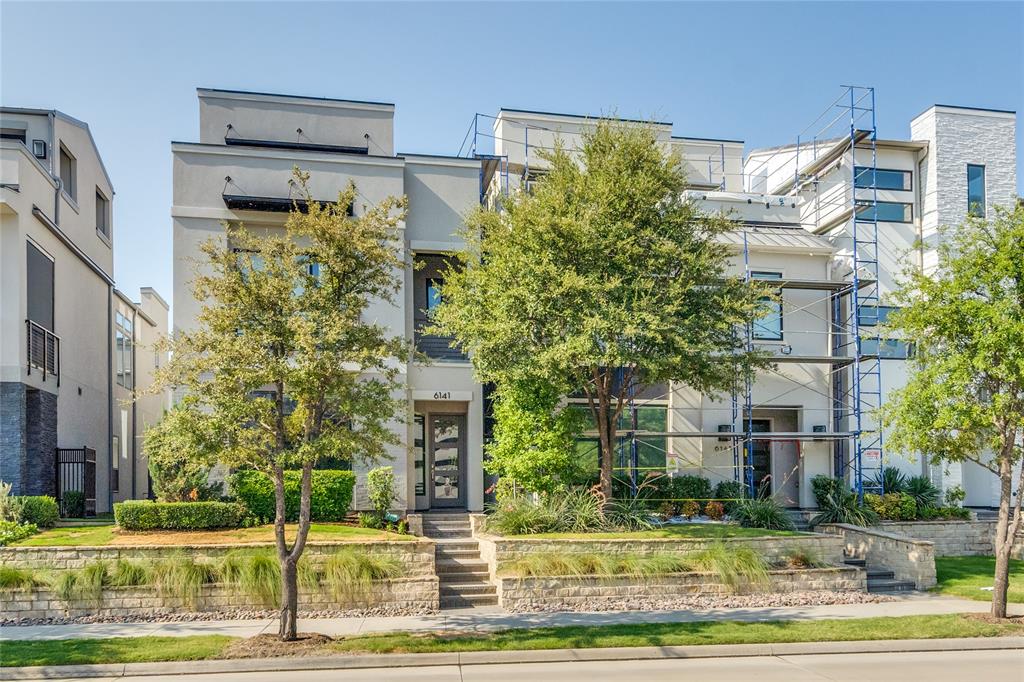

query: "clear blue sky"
xmin=2 ymin=1 xmax=1021 ymax=308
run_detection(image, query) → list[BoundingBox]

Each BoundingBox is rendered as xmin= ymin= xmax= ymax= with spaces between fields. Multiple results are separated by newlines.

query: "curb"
xmin=2 ymin=636 xmax=1022 ymax=679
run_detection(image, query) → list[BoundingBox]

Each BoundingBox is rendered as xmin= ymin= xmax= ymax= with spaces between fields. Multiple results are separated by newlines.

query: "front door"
xmin=429 ymin=414 xmax=466 ymax=509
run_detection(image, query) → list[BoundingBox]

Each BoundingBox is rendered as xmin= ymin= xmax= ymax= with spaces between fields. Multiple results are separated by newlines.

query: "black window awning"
xmin=224 ymin=137 xmax=369 ymax=156
xmin=223 ymin=194 xmax=353 ymax=215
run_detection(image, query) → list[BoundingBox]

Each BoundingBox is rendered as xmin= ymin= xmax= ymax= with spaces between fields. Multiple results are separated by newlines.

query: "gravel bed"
xmin=0 ymin=605 xmax=437 ymax=627
xmin=504 ymin=590 xmax=895 ymax=614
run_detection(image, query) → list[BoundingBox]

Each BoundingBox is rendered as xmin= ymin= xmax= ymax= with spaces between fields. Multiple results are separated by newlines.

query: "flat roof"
xmin=672 ymin=135 xmax=745 ymax=145
xmin=913 ymin=103 xmax=1016 ymax=119
xmin=197 ymin=87 xmax=394 ymax=108
xmin=498 ymin=107 xmax=673 ymax=127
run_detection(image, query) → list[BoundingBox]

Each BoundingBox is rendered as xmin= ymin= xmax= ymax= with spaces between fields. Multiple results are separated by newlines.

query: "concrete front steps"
xmin=422 ymin=514 xmax=498 ymax=609
xmin=844 ymin=558 xmax=916 ymax=593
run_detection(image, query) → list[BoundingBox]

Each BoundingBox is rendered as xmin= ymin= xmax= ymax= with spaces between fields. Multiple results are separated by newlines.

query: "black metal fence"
xmin=55 ymin=447 xmax=96 ymax=517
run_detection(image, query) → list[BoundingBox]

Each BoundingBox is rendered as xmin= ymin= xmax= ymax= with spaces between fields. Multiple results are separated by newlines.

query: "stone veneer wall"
xmin=0 ymin=540 xmax=438 ymax=619
xmin=879 ymin=521 xmax=1024 ymax=559
xmin=496 ymin=567 xmax=866 ymax=611
xmin=475 ymin=532 xmax=847 ymax=581
xmin=818 ymin=523 xmax=936 ymax=589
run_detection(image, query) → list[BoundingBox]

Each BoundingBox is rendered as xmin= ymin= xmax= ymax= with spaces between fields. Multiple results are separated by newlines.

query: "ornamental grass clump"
xmin=690 ymin=543 xmax=770 ymax=591
xmin=321 ymin=550 xmax=401 ymax=603
xmin=0 ymin=566 xmax=46 ymax=592
xmin=150 ymin=555 xmax=216 ymax=608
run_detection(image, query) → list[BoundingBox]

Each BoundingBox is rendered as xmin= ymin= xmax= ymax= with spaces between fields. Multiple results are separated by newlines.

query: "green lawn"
xmin=11 ymin=523 xmax=410 ymax=547
xmin=933 ymin=556 xmax=1024 ymax=603
xmin=5 ymin=615 xmax=1019 ymax=667
xmin=0 ymin=635 xmax=235 ymax=667
xmin=508 ymin=524 xmax=804 ymax=540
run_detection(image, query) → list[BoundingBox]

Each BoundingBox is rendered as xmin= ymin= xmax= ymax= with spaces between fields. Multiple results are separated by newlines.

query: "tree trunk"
xmin=991 ymin=449 xmax=1014 ymax=619
xmin=278 ymin=558 xmax=299 ymax=640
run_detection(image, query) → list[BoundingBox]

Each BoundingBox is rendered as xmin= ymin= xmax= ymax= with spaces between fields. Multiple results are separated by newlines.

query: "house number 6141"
xmin=433 ymin=391 xmax=451 ymax=400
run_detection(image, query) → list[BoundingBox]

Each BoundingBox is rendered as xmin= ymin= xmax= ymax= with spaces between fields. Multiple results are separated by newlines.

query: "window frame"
xmin=95 ymin=188 xmax=110 ymax=240
xmin=855 ymin=200 xmax=913 ymax=224
xmin=967 ymin=164 xmax=986 ymax=218
xmin=59 ymin=144 xmax=77 ymax=202
xmin=854 ymin=166 xmax=912 ymax=191
xmin=751 ymin=271 xmax=784 ymax=341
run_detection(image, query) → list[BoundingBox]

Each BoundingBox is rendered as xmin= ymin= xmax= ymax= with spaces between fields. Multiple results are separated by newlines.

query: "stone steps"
xmin=422 ymin=513 xmax=497 ymax=609
xmin=844 ymin=559 xmax=917 ymax=594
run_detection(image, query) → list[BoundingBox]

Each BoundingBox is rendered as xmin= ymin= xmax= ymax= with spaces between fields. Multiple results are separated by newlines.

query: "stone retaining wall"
xmin=0 ymin=540 xmax=438 ymax=619
xmin=0 ymin=540 xmax=435 ymax=576
xmin=496 ymin=567 xmax=865 ymax=611
xmin=878 ymin=521 xmax=1024 ymax=558
xmin=476 ymin=532 xmax=846 ymax=581
xmin=2 ymin=577 xmax=437 ymax=621
xmin=818 ymin=523 xmax=936 ymax=589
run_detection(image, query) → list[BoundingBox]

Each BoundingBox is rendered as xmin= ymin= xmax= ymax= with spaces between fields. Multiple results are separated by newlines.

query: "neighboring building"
xmin=112 ymin=287 xmax=170 ymax=502
xmin=172 ymin=88 xmax=1018 ymax=512
xmin=0 ymin=107 xmax=168 ymax=513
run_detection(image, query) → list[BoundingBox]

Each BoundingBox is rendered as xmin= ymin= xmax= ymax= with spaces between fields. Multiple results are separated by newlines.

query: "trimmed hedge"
xmin=229 ymin=469 xmax=355 ymax=523
xmin=16 ymin=496 xmax=58 ymax=528
xmin=114 ymin=500 xmax=247 ymax=531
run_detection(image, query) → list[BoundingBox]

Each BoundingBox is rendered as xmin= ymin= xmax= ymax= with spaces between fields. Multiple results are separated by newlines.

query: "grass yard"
xmin=933 ymin=556 xmax=1024 ymax=603
xmin=508 ymin=524 xmax=804 ymax=540
xmin=10 ymin=523 xmax=411 ymax=547
xmin=3 ymin=615 xmax=1021 ymax=667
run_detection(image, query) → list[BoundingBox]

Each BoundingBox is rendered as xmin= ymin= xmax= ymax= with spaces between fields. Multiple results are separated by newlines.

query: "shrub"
xmin=905 ymin=476 xmax=940 ymax=511
xmin=358 ymin=511 xmax=383 ymax=529
xmin=671 ymin=475 xmax=712 ymax=503
xmin=713 ymin=480 xmax=745 ymax=513
xmin=681 ymin=500 xmax=701 ymax=519
xmin=0 ymin=481 xmax=24 ymax=522
xmin=143 ymin=405 xmax=222 ymax=502
xmin=229 ymin=469 xmax=355 ymax=523
xmin=558 ymin=487 xmax=606 ymax=532
xmin=114 ymin=500 xmax=246 ymax=531
xmin=810 ymin=475 xmax=844 ymax=507
xmin=603 ymin=496 xmax=656 ymax=531
xmin=17 ymin=496 xmax=58 ymax=528
xmin=871 ymin=466 xmax=908 ymax=494
xmin=944 ymin=485 xmax=966 ymax=507
xmin=809 ymin=486 xmax=879 ymax=528
xmin=485 ymin=487 xmax=655 ymax=535
xmin=917 ymin=505 xmax=971 ymax=521
xmin=779 ymin=546 xmax=827 ymax=569
xmin=704 ymin=500 xmax=725 ymax=521
xmin=729 ymin=497 xmax=795 ymax=531
xmin=0 ymin=520 xmax=37 ymax=546
xmin=366 ymin=466 xmax=397 ymax=522
xmin=864 ymin=492 xmax=917 ymax=521
xmin=62 ymin=490 xmax=86 ymax=519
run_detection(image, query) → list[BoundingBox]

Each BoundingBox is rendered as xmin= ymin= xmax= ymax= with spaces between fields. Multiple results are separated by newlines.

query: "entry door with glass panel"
xmin=428 ymin=415 xmax=466 ymax=508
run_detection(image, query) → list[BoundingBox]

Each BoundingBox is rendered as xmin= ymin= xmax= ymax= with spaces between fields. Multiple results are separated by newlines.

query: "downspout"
xmin=130 ymin=306 xmax=138 ymax=500
xmin=108 ymin=291 xmax=114 ymax=513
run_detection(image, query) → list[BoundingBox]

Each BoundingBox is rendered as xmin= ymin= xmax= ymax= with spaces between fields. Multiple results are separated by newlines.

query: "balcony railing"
xmin=26 ymin=319 xmax=60 ymax=384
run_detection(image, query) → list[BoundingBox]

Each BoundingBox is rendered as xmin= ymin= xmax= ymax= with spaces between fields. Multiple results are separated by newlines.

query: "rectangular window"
xmin=859 ymin=305 xmax=899 ymax=327
xmin=854 ymin=167 xmax=912 ymax=191
xmin=751 ymin=272 xmax=783 ymax=341
xmin=967 ymin=164 xmax=986 ymax=218
xmin=59 ymin=145 xmax=76 ymax=201
xmin=855 ymin=201 xmax=912 ymax=223
xmin=111 ymin=435 xmax=120 ymax=493
xmin=96 ymin=189 xmax=109 ymax=238
xmin=413 ymin=414 xmax=426 ymax=497
xmin=26 ymin=242 xmax=55 ymax=331
xmin=0 ymin=128 xmax=26 ymax=143
xmin=115 ymin=311 xmax=133 ymax=388
xmin=862 ymin=337 xmax=911 ymax=360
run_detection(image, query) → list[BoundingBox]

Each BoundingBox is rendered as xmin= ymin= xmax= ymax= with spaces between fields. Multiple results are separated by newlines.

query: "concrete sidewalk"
xmin=2 ymin=594 xmax=1020 ymax=641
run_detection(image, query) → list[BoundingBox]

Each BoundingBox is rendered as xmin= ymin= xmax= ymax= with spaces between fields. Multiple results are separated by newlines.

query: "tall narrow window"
xmin=426 ymin=278 xmax=443 ymax=312
xmin=59 ymin=145 xmax=76 ymax=201
xmin=26 ymin=242 xmax=54 ymax=331
xmin=751 ymin=272 xmax=783 ymax=341
xmin=967 ymin=164 xmax=986 ymax=218
xmin=111 ymin=435 xmax=120 ymax=493
xmin=96 ymin=189 xmax=109 ymax=238
xmin=115 ymin=311 xmax=133 ymax=388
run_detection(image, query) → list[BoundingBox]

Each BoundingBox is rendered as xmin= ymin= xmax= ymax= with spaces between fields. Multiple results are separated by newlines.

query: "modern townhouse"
xmin=171 ymin=88 xmax=1017 ymax=514
xmin=1 ymin=108 xmax=168 ymax=514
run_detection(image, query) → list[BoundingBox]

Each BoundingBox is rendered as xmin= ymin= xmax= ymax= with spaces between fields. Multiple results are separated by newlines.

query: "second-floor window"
xmin=96 ymin=189 xmax=110 ymax=239
xmin=752 ymin=271 xmax=783 ymax=341
xmin=115 ymin=311 xmax=133 ymax=388
xmin=426 ymin=278 xmax=443 ymax=314
xmin=967 ymin=164 xmax=986 ymax=218
xmin=854 ymin=167 xmax=912 ymax=191
xmin=59 ymin=145 xmax=76 ymax=201
xmin=855 ymin=200 xmax=913 ymax=223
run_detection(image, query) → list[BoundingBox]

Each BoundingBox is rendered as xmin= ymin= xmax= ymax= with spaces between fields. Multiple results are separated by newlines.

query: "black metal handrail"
xmin=26 ymin=319 xmax=60 ymax=384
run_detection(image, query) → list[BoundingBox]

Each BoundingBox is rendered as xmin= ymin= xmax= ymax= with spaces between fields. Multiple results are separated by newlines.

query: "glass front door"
xmin=429 ymin=414 xmax=466 ymax=508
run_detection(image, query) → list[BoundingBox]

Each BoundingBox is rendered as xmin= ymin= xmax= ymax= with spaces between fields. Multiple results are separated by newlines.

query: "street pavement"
xmin=3 ymin=593 xmax=1021 ymax=641
xmin=34 ymin=649 xmax=1024 ymax=682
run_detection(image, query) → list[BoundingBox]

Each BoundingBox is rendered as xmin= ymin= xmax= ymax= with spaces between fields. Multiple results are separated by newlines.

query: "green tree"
xmin=143 ymin=405 xmax=221 ymax=502
xmin=432 ymin=120 xmax=769 ymax=500
xmin=485 ymin=379 xmax=588 ymax=495
xmin=155 ymin=169 xmax=407 ymax=639
xmin=883 ymin=204 xmax=1024 ymax=619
